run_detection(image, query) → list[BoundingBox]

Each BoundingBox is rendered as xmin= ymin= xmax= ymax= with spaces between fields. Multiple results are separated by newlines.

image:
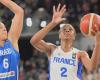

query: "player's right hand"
xmin=51 ymin=4 xmax=66 ymax=25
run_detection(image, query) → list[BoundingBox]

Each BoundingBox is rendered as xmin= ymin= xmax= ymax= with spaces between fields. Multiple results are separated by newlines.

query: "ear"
xmin=73 ymin=37 xmax=75 ymax=40
xmin=59 ymin=33 xmax=61 ymax=39
xmin=73 ymin=34 xmax=76 ymax=40
xmin=59 ymin=30 xmax=61 ymax=39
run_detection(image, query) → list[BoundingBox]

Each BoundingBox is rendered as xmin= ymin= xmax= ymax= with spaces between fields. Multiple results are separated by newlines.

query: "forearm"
xmin=30 ymin=22 xmax=57 ymax=44
xmin=0 ymin=0 xmax=23 ymax=14
xmin=91 ymin=43 xmax=100 ymax=69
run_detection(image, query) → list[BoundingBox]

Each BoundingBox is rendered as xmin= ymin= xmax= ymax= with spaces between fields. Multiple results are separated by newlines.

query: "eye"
xmin=0 ymin=27 xmax=2 ymax=29
xmin=69 ymin=28 xmax=73 ymax=31
xmin=64 ymin=29 xmax=66 ymax=31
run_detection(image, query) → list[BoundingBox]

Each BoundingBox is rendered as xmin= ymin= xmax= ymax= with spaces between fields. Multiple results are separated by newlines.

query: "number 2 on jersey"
xmin=60 ymin=67 xmax=67 ymax=77
xmin=3 ymin=58 xmax=9 ymax=69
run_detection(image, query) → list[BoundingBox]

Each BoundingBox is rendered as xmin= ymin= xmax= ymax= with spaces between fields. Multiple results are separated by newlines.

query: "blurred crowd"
xmin=0 ymin=0 xmax=100 ymax=80
xmin=19 ymin=49 xmax=49 ymax=80
xmin=18 ymin=38 xmax=49 ymax=80
xmin=0 ymin=0 xmax=99 ymax=31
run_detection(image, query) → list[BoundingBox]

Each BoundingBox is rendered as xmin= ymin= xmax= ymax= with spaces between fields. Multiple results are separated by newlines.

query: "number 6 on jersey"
xmin=3 ymin=58 xmax=9 ymax=69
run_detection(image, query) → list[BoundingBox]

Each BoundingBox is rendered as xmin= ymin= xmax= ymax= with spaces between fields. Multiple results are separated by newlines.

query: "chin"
xmin=3 ymin=36 xmax=7 ymax=41
xmin=65 ymin=37 xmax=73 ymax=41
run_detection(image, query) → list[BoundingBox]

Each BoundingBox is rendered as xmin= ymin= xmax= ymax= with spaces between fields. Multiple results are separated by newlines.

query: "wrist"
xmin=95 ymin=42 xmax=100 ymax=46
xmin=0 ymin=0 xmax=10 ymax=3
xmin=50 ymin=21 xmax=58 ymax=27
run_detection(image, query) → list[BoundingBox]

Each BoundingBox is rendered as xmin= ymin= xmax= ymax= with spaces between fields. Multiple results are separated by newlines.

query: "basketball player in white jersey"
xmin=30 ymin=4 xmax=100 ymax=80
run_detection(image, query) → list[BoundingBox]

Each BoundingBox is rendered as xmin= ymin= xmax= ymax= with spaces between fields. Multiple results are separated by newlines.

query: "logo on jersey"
xmin=72 ymin=53 xmax=76 ymax=59
xmin=53 ymin=57 xmax=76 ymax=66
xmin=0 ymin=71 xmax=15 ymax=78
xmin=0 ymin=48 xmax=12 ymax=56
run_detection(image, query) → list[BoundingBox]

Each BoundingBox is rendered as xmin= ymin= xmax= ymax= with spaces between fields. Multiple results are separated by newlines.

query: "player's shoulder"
xmin=77 ymin=50 xmax=88 ymax=58
xmin=73 ymin=49 xmax=88 ymax=60
xmin=73 ymin=48 xmax=88 ymax=57
xmin=72 ymin=47 xmax=80 ymax=53
xmin=73 ymin=47 xmax=87 ymax=53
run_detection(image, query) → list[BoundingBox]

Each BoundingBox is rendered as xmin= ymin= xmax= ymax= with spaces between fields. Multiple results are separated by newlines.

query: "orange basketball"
xmin=80 ymin=13 xmax=100 ymax=37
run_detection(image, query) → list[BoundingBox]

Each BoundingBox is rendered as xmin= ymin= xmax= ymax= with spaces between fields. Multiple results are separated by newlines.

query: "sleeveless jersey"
xmin=49 ymin=46 xmax=82 ymax=80
xmin=0 ymin=40 xmax=20 ymax=80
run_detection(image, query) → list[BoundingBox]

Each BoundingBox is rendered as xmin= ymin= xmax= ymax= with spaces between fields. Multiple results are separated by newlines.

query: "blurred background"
xmin=0 ymin=0 xmax=100 ymax=80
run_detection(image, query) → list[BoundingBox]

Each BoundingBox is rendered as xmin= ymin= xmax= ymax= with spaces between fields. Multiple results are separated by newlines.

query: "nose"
xmin=65 ymin=29 xmax=70 ymax=32
xmin=3 ymin=28 xmax=7 ymax=31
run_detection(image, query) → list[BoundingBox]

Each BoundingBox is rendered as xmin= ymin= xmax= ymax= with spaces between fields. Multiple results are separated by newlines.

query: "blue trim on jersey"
xmin=48 ymin=59 xmax=50 ymax=80
xmin=77 ymin=61 xmax=83 ymax=80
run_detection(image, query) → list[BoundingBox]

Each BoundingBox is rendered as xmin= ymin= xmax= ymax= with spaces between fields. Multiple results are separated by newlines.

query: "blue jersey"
xmin=0 ymin=40 xmax=20 ymax=80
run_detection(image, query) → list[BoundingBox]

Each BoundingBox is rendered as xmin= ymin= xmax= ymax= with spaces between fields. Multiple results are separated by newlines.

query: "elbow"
xmin=18 ymin=8 xmax=24 ymax=14
xmin=30 ymin=38 xmax=36 ymax=46
xmin=91 ymin=65 xmax=97 ymax=71
xmin=30 ymin=34 xmax=40 ymax=45
xmin=19 ymin=8 xmax=24 ymax=14
xmin=90 ymin=61 xmax=98 ymax=71
xmin=15 ymin=7 xmax=24 ymax=15
xmin=87 ymin=65 xmax=97 ymax=72
xmin=30 ymin=37 xmax=41 ymax=46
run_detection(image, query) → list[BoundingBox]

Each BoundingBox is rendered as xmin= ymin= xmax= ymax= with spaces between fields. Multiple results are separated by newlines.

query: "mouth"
xmin=64 ymin=33 xmax=71 ymax=38
xmin=3 ymin=30 xmax=7 ymax=34
xmin=64 ymin=33 xmax=70 ymax=36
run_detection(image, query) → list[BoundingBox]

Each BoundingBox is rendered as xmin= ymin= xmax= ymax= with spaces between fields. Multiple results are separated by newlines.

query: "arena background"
xmin=0 ymin=0 xmax=100 ymax=80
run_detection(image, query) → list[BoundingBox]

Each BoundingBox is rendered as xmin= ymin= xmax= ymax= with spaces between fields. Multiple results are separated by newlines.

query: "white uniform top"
xmin=49 ymin=46 xmax=82 ymax=80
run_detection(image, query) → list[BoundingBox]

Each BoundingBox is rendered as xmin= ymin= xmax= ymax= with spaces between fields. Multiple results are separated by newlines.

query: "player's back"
xmin=49 ymin=46 xmax=82 ymax=80
xmin=0 ymin=40 xmax=20 ymax=80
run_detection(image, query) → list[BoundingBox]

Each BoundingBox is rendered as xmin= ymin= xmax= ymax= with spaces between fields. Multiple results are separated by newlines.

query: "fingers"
xmin=53 ymin=6 xmax=56 ymax=13
xmin=91 ymin=29 xmax=96 ymax=36
xmin=60 ymin=5 xmax=66 ymax=13
xmin=54 ymin=3 xmax=66 ymax=13
xmin=95 ymin=26 xmax=100 ymax=37
xmin=95 ymin=25 xmax=100 ymax=32
xmin=93 ymin=24 xmax=100 ymax=32
xmin=91 ymin=26 xmax=100 ymax=36
xmin=60 ymin=5 xmax=66 ymax=16
xmin=57 ymin=4 xmax=61 ymax=12
xmin=96 ymin=15 xmax=100 ymax=26
xmin=95 ymin=15 xmax=100 ymax=32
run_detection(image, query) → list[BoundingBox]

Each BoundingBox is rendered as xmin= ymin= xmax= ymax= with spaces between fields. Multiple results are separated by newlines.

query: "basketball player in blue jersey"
xmin=0 ymin=0 xmax=24 ymax=80
xmin=30 ymin=4 xmax=100 ymax=80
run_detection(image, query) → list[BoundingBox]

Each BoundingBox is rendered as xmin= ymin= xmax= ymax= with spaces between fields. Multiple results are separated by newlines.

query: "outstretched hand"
xmin=51 ymin=4 xmax=66 ymax=24
xmin=90 ymin=15 xmax=100 ymax=44
xmin=93 ymin=16 xmax=100 ymax=44
xmin=92 ymin=25 xmax=100 ymax=45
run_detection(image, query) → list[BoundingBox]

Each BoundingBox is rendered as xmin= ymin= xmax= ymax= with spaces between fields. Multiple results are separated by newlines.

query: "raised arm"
xmin=80 ymin=28 xmax=100 ymax=72
xmin=0 ymin=0 xmax=24 ymax=51
xmin=30 ymin=4 xmax=66 ymax=54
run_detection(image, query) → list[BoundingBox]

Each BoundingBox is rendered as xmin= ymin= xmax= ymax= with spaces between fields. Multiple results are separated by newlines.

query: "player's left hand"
xmin=95 ymin=27 xmax=100 ymax=45
xmin=95 ymin=15 xmax=100 ymax=45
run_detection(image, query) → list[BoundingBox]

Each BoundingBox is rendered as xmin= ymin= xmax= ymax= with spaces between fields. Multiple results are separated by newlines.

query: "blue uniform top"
xmin=0 ymin=40 xmax=20 ymax=80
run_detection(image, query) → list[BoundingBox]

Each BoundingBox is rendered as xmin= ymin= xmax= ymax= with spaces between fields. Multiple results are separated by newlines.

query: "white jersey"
xmin=49 ymin=46 xmax=82 ymax=80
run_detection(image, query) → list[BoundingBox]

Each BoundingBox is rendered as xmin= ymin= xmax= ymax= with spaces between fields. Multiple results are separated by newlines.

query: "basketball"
xmin=80 ymin=13 xmax=100 ymax=36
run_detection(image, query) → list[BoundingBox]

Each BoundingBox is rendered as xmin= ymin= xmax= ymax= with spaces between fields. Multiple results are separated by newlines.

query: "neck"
xmin=0 ymin=40 xmax=5 ymax=47
xmin=61 ymin=39 xmax=73 ymax=52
